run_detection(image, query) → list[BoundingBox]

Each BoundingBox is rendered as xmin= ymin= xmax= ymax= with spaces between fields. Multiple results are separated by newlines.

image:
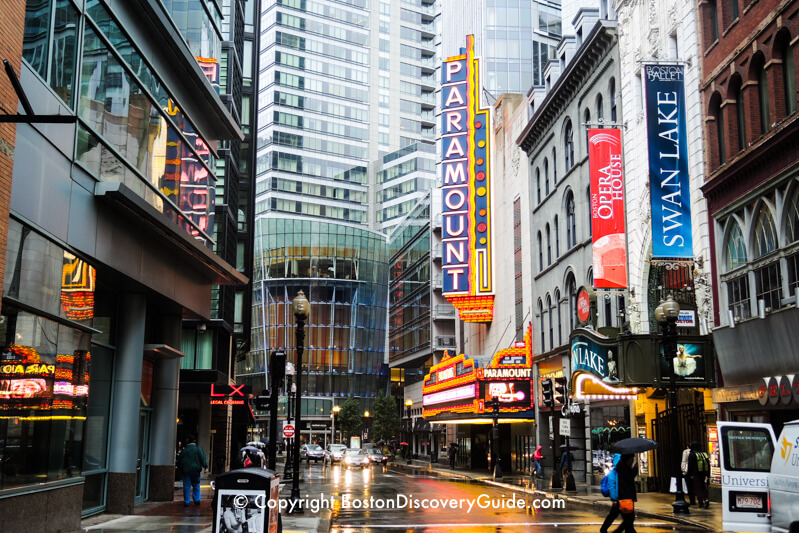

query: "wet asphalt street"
xmin=300 ymin=461 xmax=706 ymax=533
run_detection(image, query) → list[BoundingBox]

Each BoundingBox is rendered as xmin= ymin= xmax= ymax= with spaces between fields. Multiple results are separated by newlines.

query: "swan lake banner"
xmin=588 ymin=128 xmax=627 ymax=289
xmin=644 ymin=64 xmax=694 ymax=259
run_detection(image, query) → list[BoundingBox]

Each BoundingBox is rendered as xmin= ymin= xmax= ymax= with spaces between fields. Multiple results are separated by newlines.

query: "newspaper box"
xmin=213 ymin=468 xmax=281 ymax=533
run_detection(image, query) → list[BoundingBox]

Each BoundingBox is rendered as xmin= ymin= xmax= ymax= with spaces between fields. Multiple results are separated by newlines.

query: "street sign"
xmin=255 ymin=395 xmax=270 ymax=410
xmin=559 ymin=418 xmax=570 ymax=435
xmin=283 ymin=424 xmax=295 ymax=438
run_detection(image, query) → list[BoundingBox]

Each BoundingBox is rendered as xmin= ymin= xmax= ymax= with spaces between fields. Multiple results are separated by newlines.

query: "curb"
xmin=390 ymin=462 xmax=713 ymax=531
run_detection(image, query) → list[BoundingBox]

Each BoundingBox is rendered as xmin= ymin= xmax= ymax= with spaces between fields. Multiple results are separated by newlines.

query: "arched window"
xmin=725 ymin=218 xmax=751 ymax=320
xmin=730 ymin=75 xmax=746 ymax=151
xmin=710 ymin=91 xmax=726 ymax=165
xmin=751 ymin=53 xmax=770 ymax=133
xmin=546 ymin=294 xmax=553 ymax=349
xmin=538 ymin=299 xmax=545 ymax=352
xmin=537 ymin=231 xmax=543 ymax=270
xmin=596 ymin=93 xmax=604 ymax=126
xmin=567 ymin=273 xmax=577 ymax=330
xmin=544 ymin=158 xmax=550 ymax=195
xmin=725 ymin=219 xmax=747 ymax=271
xmin=546 ymin=223 xmax=552 ymax=265
xmin=752 ymin=205 xmax=782 ymax=310
xmin=777 ymin=31 xmax=796 ymax=115
xmin=555 ymin=288 xmax=562 ymax=345
xmin=566 ymin=191 xmax=576 ymax=248
xmin=552 ymin=147 xmax=558 ymax=183
xmin=754 ymin=205 xmax=777 ymax=258
xmin=587 ymin=267 xmax=594 ymax=287
xmin=584 ymin=108 xmax=591 ymax=150
xmin=787 ymin=189 xmax=799 ymax=244
xmin=554 ymin=215 xmax=560 ymax=257
xmin=609 ymin=78 xmax=617 ymax=123
xmin=536 ymin=168 xmax=541 ymax=203
xmin=564 ymin=119 xmax=574 ymax=170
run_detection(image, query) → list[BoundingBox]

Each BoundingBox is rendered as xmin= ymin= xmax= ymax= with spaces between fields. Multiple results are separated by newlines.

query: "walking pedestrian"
xmin=177 ymin=435 xmax=208 ymax=507
xmin=448 ymin=443 xmax=458 ymax=469
xmin=614 ymin=454 xmax=638 ymax=532
xmin=600 ymin=453 xmax=622 ymax=533
xmin=560 ymin=448 xmax=574 ymax=480
xmin=681 ymin=443 xmax=696 ymax=505
xmin=533 ymin=445 xmax=543 ymax=477
xmin=687 ymin=441 xmax=710 ymax=508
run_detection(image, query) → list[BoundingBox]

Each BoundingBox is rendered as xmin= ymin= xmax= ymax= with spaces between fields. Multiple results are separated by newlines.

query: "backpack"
xmin=601 ymin=469 xmax=618 ymax=498
xmin=695 ymin=451 xmax=709 ymax=474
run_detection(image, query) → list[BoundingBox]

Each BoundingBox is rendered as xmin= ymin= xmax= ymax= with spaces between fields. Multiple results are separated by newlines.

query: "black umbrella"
xmin=610 ymin=438 xmax=659 ymax=454
xmin=559 ymin=443 xmax=579 ymax=450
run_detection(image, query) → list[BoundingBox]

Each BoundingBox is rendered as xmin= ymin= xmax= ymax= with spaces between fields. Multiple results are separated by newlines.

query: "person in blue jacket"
xmin=600 ymin=453 xmax=621 ymax=533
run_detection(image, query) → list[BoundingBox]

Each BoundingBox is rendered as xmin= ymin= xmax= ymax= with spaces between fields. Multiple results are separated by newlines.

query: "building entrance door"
xmin=136 ymin=409 xmax=152 ymax=502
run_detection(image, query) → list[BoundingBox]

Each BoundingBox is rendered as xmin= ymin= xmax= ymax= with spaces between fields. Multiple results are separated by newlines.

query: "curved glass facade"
xmin=241 ymin=217 xmax=388 ymax=398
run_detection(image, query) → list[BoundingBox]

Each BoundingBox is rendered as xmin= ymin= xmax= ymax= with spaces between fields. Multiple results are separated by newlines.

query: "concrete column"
xmin=148 ymin=313 xmax=182 ymax=500
xmin=107 ymin=293 xmax=146 ymax=514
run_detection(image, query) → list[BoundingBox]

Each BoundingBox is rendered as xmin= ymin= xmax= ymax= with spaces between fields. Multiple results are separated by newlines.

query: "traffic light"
xmin=554 ymin=376 xmax=567 ymax=405
xmin=270 ymin=351 xmax=286 ymax=386
xmin=541 ymin=379 xmax=553 ymax=408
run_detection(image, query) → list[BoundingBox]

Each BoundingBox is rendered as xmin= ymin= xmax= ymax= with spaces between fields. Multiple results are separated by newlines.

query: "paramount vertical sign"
xmin=589 ymin=129 xmax=627 ymax=289
xmin=644 ymin=65 xmax=694 ymax=259
xmin=440 ymin=35 xmax=494 ymax=322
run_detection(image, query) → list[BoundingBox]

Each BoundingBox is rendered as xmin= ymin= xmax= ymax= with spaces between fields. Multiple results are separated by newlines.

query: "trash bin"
xmin=213 ymin=467 xmax=281 ymax=533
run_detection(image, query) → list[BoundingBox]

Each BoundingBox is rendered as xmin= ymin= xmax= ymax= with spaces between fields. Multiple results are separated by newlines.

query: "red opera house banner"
xmin=440 ymin=35 xmax=494 ymax=322
xmin=588 ymin=128 xmax=628 ymax=289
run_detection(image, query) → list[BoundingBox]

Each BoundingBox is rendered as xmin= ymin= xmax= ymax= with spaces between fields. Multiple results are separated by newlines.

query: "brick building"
xmin=699 ymin=0 xmax=799 ymax=425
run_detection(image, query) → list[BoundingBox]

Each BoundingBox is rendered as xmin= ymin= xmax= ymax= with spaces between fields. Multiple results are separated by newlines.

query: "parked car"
xmin=343 ymin=448 xmax=370 ymax=468
xmin=366 ymin=448 xmax=388 ymax=465
xmin=300 ymin=444 xmax=324 ymax=463
xmin=325 ymin=444 xmax=347 ymax=464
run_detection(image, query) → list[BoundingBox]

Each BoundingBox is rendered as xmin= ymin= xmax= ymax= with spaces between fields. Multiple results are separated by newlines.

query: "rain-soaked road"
xmin=298 ymin=461 xmax=706 ymax=533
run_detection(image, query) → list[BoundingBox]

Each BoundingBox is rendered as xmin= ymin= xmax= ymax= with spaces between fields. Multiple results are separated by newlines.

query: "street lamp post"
xmin=331 ymin=405 xmax=340 ymax=445
xmin=289 ymin=290 xmax=310 ymax=514
xmin=488 ymin=397 xmax=503 ymax=480
xmin=283 ymin=380 xmax=295 ymax=481
xmin=405 ymin=399 xmax=413 ymax=465
xmin=656 ymin=295 xmax=690 ymax=515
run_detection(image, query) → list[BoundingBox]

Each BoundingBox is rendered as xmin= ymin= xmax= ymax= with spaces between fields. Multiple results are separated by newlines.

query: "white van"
xmin=717 ymin=421 xmax=776 ymax=532
xmin=769 ymin=420 xmax=799 ymax=533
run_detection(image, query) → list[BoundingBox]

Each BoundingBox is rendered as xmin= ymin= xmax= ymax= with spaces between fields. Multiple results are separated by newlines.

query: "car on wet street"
xmin=325 ymin=443 xmax=347 ymax=464
xmin=300 ymin=443 xmax=325 ymax=463
xmin=366 ymin=448 xmax=388 ymax=465
xmin=343 ymin=448 xmax=370 ymax=468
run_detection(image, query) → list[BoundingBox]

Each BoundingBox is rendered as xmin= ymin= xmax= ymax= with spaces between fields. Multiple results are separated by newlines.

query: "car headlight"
xmin=345 ymin=456 xmax=352 ymax=463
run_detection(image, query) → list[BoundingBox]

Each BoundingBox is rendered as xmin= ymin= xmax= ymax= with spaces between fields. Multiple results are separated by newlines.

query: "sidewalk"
xmin=78 ymin=477 xmax=329 ymax=533
xmin=392 ymin=458 xmax=720 ymax=532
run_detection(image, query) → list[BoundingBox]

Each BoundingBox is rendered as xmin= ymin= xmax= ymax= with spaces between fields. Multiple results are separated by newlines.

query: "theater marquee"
xmin=440 ymin=35 xmax=494 ymax=322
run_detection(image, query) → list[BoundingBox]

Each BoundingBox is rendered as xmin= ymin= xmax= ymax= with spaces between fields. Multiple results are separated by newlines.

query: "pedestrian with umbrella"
xmin=606 ymin=438 xmax=658 ymax=532
xmin=240 ymin=445 xmax=265 ymax=468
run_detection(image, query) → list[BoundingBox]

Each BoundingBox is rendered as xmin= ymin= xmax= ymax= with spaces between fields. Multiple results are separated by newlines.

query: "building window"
xmin=778 ymin=32 xmax=796 ymax=116
xmin=536 ymin=168 xmax=541 ymax=203
xmin=731 ymin=75 xmax=746 ymax=151
xmin=552 ymin=147 xmax=557 ymax=183
xmin=584 ymin=108 xmax=591 ymax=150
xmin=564 ymin=120 xmax=574 ymax=170
xmin=752 ymin=53 xmax=770 ymax=133
xmin=22 ymin=0 xmax=80 ymax=108
xmin=729 ymin=0 xmax=739 ymax=22
xmin=544 ymin=158 xmax=550 ymax=195
xmin=727 ymin=276 xmax=750 ymax=320
xmin=567 ymin=274 xmax=577 ymax=330
xmin=554 ymin=215 xmax=560 ymax=257
xmin=566 ymin=191 xmax=576 ymax=248
xmin=708 ymin=0 xmax=719 ymax=43
xmin=753 ymin=206 xmax=782 ymax=310
xmin=710 ymin=92 xmax=726 ymax=166
xmin=787 ymin=189 xmax=799 ymax=244
xmin=546 ymin=223 xmax=551 ymax=265
xmin=609 ymin=78 xmax=617 ymax=123
xmin=547 ymin=295 xmax=554 ymax=349
xmin=596 ymin=94 xmax=604 ymax=126
xmin=725 ymin=219 xmax=747 ymax=271
xmin=537 ymin=232 xmax=543 ymax=271
xmin=555 ymin=289 xmax=562 ymax=345
xmin=538 ymin=300 xmax=545 ymax=352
